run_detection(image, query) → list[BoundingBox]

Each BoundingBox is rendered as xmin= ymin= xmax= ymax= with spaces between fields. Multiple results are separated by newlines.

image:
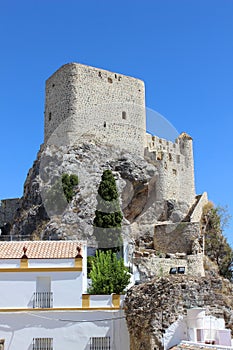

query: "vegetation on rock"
xmin=44 ymin=173 xmax=79 ymax=215
xmin=93 ymin=170 xmax=123 ymax=252
xmin=88 ymin=250 xmax=130 ymax=294
xmin=202 ymin=201 xmax=233 ymax=281
xmin=61 ymin=173 xmax=79 ymax=203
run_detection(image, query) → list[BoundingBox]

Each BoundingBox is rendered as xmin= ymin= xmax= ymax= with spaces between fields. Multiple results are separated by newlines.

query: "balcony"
xmin=33 ymin=292 xmax=53 ymax=308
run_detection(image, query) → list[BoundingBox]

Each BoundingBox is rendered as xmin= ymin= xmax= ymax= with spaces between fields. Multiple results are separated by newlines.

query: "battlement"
xmin=145 ymin=133 xmax=195 ymax=206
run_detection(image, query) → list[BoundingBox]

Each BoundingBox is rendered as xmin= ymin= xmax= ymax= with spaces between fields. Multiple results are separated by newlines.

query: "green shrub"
xmin=88 ymin=250 xmax=130 ymax=294
xmin=61 ymin=173 xmax=79 ymax=203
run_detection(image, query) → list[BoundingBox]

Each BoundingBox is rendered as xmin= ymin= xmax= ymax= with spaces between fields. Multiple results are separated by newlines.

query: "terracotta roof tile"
xmin=0 ymin=241 xmax=84 ymax=259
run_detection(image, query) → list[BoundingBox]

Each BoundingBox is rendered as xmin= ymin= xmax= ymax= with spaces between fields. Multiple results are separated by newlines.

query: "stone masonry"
xmin=44 ymin=63 xmax=146 ymax=156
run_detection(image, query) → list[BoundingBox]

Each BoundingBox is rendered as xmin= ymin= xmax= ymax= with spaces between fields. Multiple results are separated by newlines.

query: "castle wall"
xmin=190 ymin=192 xmax=208 ymax=222
xmin=154 ymin=222 xmax=201 ymax=254
xmin=145 ymin=133 xmax=196 ymax=206
xmin=44 ymin=63 xmax=146 ymax=156
xmin=134 ymin=253 xmax=205 ymax=279
xmin=0 ymin=198 xmax=20 ymax=227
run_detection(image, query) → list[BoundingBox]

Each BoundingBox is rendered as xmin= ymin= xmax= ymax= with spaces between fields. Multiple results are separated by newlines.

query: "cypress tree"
xmin=93 ymin=170 xmax=123 ymax=252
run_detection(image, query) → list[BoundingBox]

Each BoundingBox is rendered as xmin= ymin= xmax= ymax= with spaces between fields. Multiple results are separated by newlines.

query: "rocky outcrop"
xmin=125 ymin=275 xmax=233 ymax=350
xmin=3 ymin=141 xmax=193 ymax=246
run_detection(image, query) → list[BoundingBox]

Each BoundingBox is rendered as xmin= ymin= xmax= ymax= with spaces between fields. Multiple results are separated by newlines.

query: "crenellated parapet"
xmin=145 ymin=132 xmax=195 ymax=206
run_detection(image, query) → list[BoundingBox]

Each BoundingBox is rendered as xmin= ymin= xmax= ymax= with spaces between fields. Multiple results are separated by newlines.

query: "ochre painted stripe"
xmin=0 ymin=267 xmax=82 ymax=272
xmin=0 ymin=307 xmax=122 ymax=312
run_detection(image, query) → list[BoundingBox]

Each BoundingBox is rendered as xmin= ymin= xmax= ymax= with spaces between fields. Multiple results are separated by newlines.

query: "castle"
xmin=0 ymin=62 xmax=207 ymax=278
xmin=44 ymin=62 xmax=195 ymax=207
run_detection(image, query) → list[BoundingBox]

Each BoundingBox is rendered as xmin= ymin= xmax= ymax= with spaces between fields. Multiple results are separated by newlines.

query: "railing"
xmin=0 ymin=234 xmax=32 ymax=241
xmin=90 ymin=337 xmax=111 ymax=350
xmin=33 ymin=292 xmax=53 ymax=308
xmin=33 ymin=338 xmax=53 ymax=350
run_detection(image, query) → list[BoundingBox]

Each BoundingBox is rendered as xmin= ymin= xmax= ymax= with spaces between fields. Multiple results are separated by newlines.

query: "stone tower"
xmin=44 ymin=62 xmax=196 ymax=207
xmin=44 ymin=63 xmax=146 ymax=156
xmin=145 ymin=132 xmax=196 ymax=207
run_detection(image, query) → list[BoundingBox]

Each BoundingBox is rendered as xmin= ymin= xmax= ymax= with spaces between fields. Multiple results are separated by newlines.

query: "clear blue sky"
xmin=0 ymin=0 xmax=232 ymax=243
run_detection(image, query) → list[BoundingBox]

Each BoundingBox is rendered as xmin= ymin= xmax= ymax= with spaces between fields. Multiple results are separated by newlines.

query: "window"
xmin=49 ymin=112 xmax=52 ymax=121
xmin=33 ymin=338 xmax=53 ymax=350
xmin=104 ymin=122 xmax=106 ymax=128
xmin=90 ymin=337 xmax=110 ymax=350
xmin=33 ymin=277 xmax=53 ymax=308
xmin=0 ymin=339 xmax=4 ymax=350
xmin=122 ymin=111 xmax=127 ymax=120
xmin=196 ymin=329 xmax=204 ymax=342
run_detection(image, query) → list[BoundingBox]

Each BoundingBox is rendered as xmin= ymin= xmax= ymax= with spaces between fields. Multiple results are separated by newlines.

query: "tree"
xmin=93 ymin=170 xmax=123 ymax=252
xmin=62 ymin=173 xmax=79 ymax=203
xmin=202 ymin=202 xmax=233 ymax=281
xmin=88 ymin=250 xmax=130 ymax=294
xmin=44 ymin=173 xmax=79 ymax=215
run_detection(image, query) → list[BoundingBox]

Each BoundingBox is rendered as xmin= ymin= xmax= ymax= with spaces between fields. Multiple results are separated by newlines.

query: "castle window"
xmin=49 ymin=112 xmax=52 ymax=121
xmin=104 ymin=122 xmax=106 ymax=128
xmin=108 ymin=77 xmax=113 ymax=83
xmin=115 ymin=74 xmax=117 ymax=79
xmin=172 ymin=169 xmax=177 ymax=175
xmin=98 ymin=71 xmax=102 ymax=78
xmin=122 ymin=111 xmax=127 ymax=120
xmin=169 ymin=153 xmax=172 ymax=161
xmin=157 ymin=152 xmax=163 ymax=161
xmin=52 ymin=83 xmax=55 ymax=87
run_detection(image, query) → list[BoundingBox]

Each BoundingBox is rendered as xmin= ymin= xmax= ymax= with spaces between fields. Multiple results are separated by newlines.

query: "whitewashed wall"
xmin=0 ymin=270 xmax=83 ymax=308
xmin=0 ymin=310 xmax=129 ymax=350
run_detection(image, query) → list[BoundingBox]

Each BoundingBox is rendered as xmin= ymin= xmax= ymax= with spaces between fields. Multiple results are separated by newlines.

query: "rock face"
xmin=124 ymin=275 xmax=233 ymax=350
xmin=5 ymin=142 xmax=155 ymax=241
xmin=2 ymin=141 xmax=195 ymax=248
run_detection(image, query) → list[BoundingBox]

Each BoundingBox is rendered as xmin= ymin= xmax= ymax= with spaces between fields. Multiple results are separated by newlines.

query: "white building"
xmin=164 ymin=308 xmax=233 ymax=350
xmin=0 ymin=241 xmax=129 ymax=350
